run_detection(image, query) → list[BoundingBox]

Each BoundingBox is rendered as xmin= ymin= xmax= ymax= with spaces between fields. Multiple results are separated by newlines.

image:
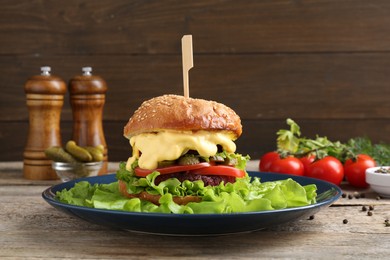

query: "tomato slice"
xmin=189 ymin=165 xmax=246 ymax=178
xmin=134 ymin=162 xmax=211 ymax=177
xmin=134 ymin=163 xmax=245 ymax=178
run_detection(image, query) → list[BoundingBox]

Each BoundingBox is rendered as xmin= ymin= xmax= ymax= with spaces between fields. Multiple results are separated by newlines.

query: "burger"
xmin=116 ymin=94 xmax=250 ymax=207
xmin=56 ymin=94 xmax=317 ymax=214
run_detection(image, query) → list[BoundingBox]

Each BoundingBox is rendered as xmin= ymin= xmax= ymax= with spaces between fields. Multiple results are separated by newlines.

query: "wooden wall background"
xmin=1 ymin=0 xmax=389 ymax=163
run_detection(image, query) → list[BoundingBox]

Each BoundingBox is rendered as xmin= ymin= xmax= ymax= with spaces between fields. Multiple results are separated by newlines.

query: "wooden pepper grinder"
xmin=69 ymin=67 xmax=108 ymax=174
xmin=23 ymin=66 xmax=66 ymax=180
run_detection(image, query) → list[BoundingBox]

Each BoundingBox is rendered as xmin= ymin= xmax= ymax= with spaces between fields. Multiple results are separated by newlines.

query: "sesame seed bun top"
xmin=123 ymin=94 xmax=242 ymax=139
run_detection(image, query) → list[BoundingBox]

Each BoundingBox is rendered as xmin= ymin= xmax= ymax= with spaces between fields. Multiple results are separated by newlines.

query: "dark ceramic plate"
xmin=42 ymin=171 xmax=341 ymax=236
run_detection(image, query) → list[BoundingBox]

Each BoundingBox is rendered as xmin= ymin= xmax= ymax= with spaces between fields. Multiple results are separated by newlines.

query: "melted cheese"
xmin=126 ymin=130 xmax=236 ymax=170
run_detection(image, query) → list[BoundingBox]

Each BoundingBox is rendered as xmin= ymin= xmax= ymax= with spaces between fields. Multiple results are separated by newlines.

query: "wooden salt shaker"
xmin=69 ymin=67 xmax=108 ymax=174
xmin=23 ymin=66 xmax=66 ymax=180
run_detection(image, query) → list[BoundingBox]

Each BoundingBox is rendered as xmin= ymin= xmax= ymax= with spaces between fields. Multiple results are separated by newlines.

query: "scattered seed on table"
xmin=362 ymin=206 xmax=367 ymax=211
xmin=369 ymin=205 xmax=374 ymax=211
xmin=367 ymin=211 xmax=373 ymax=216
xmin=343 ymin=219 xmax=348 ymax=224
xmin=342 ymin=193 xmax=347 ymax=198
xmin=308 ymin=215 xmax=315 ymax=220
xmin=348 ymin=194 xmax=353 ymax=199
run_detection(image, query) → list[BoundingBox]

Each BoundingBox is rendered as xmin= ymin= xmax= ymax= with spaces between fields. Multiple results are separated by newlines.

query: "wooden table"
xmin=1 ymin=161 xmax=389 ymax=259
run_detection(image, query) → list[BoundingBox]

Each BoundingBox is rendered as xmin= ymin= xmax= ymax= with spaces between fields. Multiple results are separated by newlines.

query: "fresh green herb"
xmin=277 ymin=118 xmax=301 ymax=153
xmin=276 ymin=119 xmax=348 ymax=160
xmin=347 ymin=137 xmax=390 ymax=166
xmin=276 ymin=118 xmax=389 ymax=165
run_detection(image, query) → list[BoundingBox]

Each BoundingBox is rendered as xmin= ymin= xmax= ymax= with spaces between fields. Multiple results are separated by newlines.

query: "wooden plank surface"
xmin=0 ymin=162 xmax=389 ymax=259
xmin=1 ymin=0 xmax=390 ymax=162
xmin=1 ymin=0 xmax=390 ymax=54
xmin=2 ymin=54 xmax=390 ymax=121
xmin=1 ymin=204 xmax=389 ymax=259
xmin=2 ymin=118 xmax=389 ymax=162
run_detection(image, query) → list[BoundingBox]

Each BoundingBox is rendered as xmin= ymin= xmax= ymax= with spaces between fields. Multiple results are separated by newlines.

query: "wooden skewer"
xmin=181 ymin=35 xmax=193 ymax=98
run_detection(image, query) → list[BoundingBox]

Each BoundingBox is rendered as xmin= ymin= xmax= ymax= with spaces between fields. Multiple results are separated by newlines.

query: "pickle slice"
xmin=177 ymin=155 xmax=200 ymax=165
xmin=65 ymin=141 xmax=93 ymax=162
xmin=84 ymin=146 xmax=104 ymax=162
xmin=45 ymin=146 xmax=77 ymax=163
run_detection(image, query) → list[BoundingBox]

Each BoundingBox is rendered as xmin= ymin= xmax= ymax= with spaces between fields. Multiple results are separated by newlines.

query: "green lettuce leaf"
xmin=56 ymin=181 xmax=96 ymax=207
xmin=56 ymin=165 xmax=318 ymax=214
xmin=212 ymin=151 xmax=251 ymax=170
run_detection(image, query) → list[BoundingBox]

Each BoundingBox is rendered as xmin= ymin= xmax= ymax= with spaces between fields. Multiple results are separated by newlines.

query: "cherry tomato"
xmin=189 ymin=165 xmax=246 ymax=178
xmin=134 ymin=163 xmax=211 ymax=177
xmin=306 ymin=156 xmax=344 ymax=185
xmin=344 ymin=154 xmax=376 ymax=188
xmin=259 ymin=152 xmax=280 ymax=171
xmin=268 ymin=157 xmax=305 ymax=176
xmin=300 ymin=155 xmax=316 ymax=174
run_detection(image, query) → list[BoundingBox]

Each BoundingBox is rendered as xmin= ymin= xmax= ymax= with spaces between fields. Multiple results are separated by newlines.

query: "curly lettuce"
xmin=56 ymin=162 xmax=317 ymax=214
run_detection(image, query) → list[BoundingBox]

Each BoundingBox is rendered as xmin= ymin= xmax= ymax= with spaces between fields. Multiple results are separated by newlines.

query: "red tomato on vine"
xmin=344 ymin=154 xmax=376 ymax=188
xmin=260 ymin=152 xmax=304 ymax=176
xmin=299 ymin=155 xmax=316 ymax=174
xmin=269 ymin=156 xmax=305 ymax=176
xmin=306 ymin=156 xmax=344 ymax=186
xmin=259 ymin=152 xmax=280 ymax=172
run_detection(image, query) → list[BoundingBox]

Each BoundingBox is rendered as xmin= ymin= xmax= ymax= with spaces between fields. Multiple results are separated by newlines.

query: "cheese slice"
xmin=126 ymin=130 xmax=236 ymax=170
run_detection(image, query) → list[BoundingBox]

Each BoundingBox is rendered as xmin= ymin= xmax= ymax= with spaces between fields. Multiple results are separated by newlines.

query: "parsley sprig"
xmin=276 ymin=118 xmax=389 ymax=165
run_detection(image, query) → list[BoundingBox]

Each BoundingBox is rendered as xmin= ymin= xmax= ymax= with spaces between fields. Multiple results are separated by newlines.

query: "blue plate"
xmin=42 ymin=171 xmax=341 ymax=235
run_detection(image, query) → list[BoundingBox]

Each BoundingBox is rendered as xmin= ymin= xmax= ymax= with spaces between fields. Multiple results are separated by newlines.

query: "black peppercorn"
xmin=362 ymin=206 xmax=367 ymax=211
xmin=343 ymin=219 xmax=348 ymax=224
xmin=369 ymin=205 xmax=374 ymax=211
xmin=367 ymin=211 xmax=373 ymax=216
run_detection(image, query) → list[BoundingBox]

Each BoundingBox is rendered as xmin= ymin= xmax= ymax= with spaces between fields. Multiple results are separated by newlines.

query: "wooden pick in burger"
xmin=182 ymin=35 xmax=193 ymax=98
